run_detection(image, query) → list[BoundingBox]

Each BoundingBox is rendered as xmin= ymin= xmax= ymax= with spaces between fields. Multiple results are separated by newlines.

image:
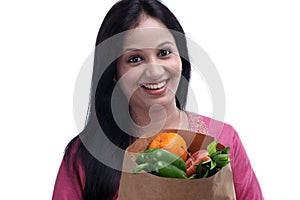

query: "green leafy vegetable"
xmin=195 ymin=141 xmax=231 ymax=178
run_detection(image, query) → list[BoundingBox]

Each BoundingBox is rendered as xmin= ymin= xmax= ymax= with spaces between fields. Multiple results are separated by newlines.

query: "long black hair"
xmin=65 ymin=0 xmax=191 ymax=199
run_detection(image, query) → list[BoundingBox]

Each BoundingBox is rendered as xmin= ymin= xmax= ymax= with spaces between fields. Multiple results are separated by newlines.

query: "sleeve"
xmin=231 ymin=129 xmax=264 ymax=200
xmin=52 ymin=142 xmax=85 ymax=200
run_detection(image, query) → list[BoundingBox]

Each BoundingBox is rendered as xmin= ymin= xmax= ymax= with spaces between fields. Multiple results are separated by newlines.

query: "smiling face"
xmin=117 ymin=14 xmax=182 ymax=112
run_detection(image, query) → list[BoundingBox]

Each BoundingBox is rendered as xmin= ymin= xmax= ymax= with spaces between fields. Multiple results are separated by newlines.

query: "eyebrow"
xmin=123 ymin=41 xmax=175 ymax=53
xmin=157 ymin=41 xmax=175 ymax=48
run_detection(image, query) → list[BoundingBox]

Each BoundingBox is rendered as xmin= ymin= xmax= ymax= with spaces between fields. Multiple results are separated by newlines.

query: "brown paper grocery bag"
xmin=118 ymin=129 xmax=236 ymax=200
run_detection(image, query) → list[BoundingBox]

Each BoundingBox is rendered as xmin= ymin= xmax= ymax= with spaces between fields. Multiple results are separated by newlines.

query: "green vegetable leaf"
xmin=221 ymin=146 xmax=231 ymax=154
xmin=188 ymin=174 xmax=197 ymax=179
xmin=207 ymin=141 xmax=218 ymax=155
xmin=210 ymin=160 xmax=217 ymax=170
xmin=216 ymin=160 xmax=230 ymax=168
xmin=214 ymin=154 xmax=229 ymax=162
xmin=196 ymin=161 xmax=211 ymax=178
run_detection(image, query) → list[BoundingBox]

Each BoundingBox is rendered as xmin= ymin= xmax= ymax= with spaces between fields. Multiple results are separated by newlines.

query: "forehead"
xmin=122 ymin=28 xmax=176 ymax=50
xmin=122 ymin=16 xmax=176 ymax=50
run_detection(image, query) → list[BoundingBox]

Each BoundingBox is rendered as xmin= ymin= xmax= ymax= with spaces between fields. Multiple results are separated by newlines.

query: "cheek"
xmin=117 ymin=67 xmax=143 ymax=97
xmin=169 ymin=57 xmax=183 ymax=92
xmin=168 ymin=56 xmax=182 ymax=76
xmin=116 ymin=60 xmax=125 ymax=80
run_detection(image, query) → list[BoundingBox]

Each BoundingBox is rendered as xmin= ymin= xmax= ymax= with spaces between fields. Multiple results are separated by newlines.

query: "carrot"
xmin=185 ymin=149 xmax=210 ymax=177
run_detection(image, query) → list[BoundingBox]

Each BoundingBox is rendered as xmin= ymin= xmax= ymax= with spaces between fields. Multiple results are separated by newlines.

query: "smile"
xmin=141 ymin=80 xmax=167 ymax=90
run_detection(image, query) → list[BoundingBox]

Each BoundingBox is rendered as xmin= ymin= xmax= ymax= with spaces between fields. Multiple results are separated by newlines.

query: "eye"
xmin=158 ymin=49 xmax=172 ymax=57
xmin=128 ymin=56 xmax=142 ymax=63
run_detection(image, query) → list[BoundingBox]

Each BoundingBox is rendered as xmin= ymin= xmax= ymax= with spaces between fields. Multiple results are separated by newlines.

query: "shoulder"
xmin=184 ymin=110 xmax=235 ymax=133
xmin=184 ymin=110 xmax=238 ymax=147
xmin=52 ymin=135 xmax=85 ymax=199
xmin=64 ymin=135 xmax=82 ymax=165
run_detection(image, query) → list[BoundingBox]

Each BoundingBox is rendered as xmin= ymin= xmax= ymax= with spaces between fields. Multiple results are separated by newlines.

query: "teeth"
xmin=142 ymin=81 xmax=166 ymax=90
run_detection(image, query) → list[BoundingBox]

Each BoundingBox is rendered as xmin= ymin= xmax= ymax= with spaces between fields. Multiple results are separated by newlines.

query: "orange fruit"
xmin=149 ymin=132 xmax=188 ymax=161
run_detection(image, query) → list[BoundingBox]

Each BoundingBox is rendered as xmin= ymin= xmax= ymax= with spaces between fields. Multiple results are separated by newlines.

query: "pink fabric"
xmin=185 ymin=112 xmax=264 ymax=200
xmin=52 ymin=111 xmax=264 ymax=200
xmin=52 ymin=139 xmax=85 ymax=200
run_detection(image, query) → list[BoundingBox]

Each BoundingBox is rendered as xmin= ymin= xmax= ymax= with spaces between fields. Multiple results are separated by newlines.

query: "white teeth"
xmin=142 ymin=81 xmax=166 ymax=90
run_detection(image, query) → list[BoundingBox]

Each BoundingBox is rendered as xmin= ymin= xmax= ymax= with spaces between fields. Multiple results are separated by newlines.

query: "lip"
xmin=139 ymin=79 xmax=168 ymax=96
xmin=142 ymin=80 xmax=166 ymax=88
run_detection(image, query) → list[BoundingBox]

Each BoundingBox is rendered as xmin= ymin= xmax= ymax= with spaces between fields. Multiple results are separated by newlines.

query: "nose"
xmin=144 ymin=63 xmax=165 ymax=81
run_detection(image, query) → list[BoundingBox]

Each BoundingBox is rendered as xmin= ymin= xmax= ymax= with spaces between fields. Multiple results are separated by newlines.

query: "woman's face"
xmin=117 ymin=15 xmax=182 ymax=111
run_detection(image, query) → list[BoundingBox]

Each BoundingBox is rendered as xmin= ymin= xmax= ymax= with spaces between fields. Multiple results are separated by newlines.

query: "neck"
xmin=129 ymin=103 xmax=185 ymax=137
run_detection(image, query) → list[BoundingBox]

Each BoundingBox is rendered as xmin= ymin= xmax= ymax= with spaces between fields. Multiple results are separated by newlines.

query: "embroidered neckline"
xmin=184 ymin=111 xmax=208 ymax=135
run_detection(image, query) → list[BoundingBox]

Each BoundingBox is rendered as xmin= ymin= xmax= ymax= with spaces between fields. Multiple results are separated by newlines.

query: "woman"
xmin=52 ymin=0 xmax=264 ymax=199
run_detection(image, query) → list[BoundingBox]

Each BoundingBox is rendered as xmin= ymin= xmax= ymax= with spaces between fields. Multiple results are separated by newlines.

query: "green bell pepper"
xmin=133 ymin=148 xmax=188 ymax=179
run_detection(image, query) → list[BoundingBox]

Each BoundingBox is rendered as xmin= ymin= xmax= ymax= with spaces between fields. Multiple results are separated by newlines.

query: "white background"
xmin=1 ymin=0 xmax=299 ymax=199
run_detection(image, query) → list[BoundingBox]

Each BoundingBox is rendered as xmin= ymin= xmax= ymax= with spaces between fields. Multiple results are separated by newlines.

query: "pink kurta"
xmin=52 ymin=111 xmax=264 ymax=200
